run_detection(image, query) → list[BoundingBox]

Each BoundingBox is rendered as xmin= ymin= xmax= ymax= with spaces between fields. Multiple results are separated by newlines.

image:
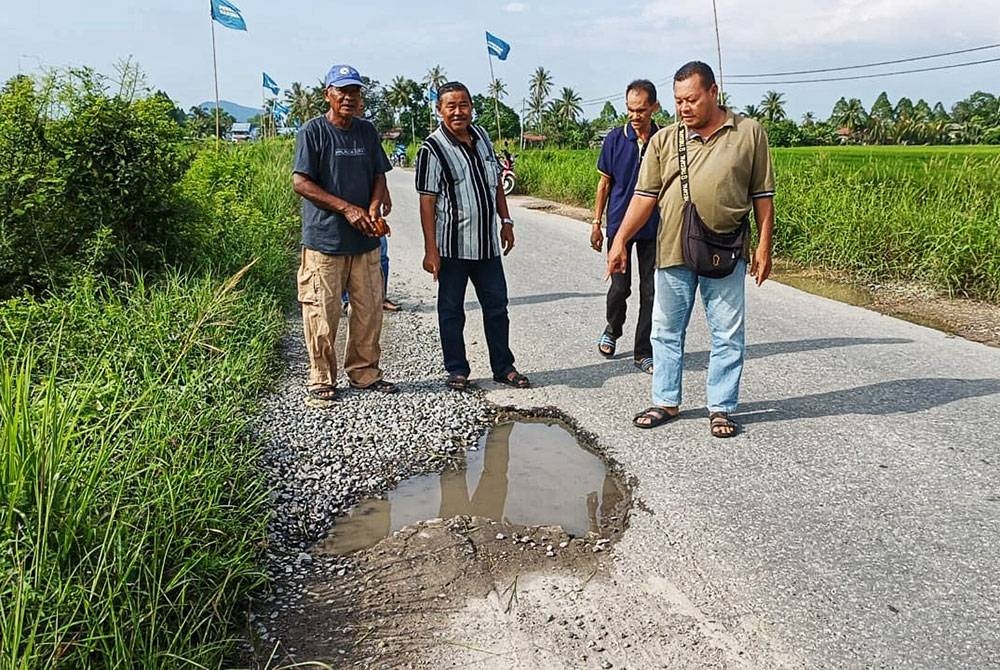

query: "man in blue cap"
xmin=292 ymin=64 xmax=398 ymax=407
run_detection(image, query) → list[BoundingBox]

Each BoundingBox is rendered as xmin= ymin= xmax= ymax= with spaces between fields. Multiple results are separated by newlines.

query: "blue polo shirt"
xmin=596 ymin=123 xmax=660 ymax=241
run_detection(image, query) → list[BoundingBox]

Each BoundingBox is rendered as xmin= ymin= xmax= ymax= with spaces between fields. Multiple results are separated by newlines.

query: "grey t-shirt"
xmin=293 ymin=115 xmax=392 ymax=255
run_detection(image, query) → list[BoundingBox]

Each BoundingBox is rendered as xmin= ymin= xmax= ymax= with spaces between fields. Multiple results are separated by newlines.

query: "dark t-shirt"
xmin=596 ymin=124 xmax=660 ymax=241
xmin=293 ymin=115 xmax=392 ymax=255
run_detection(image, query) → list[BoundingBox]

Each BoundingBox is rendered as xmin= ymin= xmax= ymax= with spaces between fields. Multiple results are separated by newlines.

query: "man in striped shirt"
xmin=415 ymin=81 xmax=530 ymax=392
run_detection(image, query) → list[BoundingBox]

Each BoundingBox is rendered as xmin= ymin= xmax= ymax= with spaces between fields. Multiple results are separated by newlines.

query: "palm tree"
xmin=285 ymin=82 xmax=316 ymax=127
xmin=742 ymin=104 xmax=761 ymax=119
xmin=760 ymin=90 xmax=786 ymax=122
xmin=528 ymin=66 xmax=553 ymax=102
xmin=423 ymin=65 xmax=447 ymax=91
xmin=386 ymin=75 xmax=412 ymax=125
xmin=528 ymin=66 xmax=554 ymax=132
xmin=551 ymin=87 xmax=583 ymax=123
xmin=832 ymin=98 xmax=869 ymax=138
xmin=488 ymin=78 xmax=507 ymax=100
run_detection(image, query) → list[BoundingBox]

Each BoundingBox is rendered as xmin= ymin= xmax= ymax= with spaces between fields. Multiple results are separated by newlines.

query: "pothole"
xmin=320 ymin=416 xmax=629 ymax=556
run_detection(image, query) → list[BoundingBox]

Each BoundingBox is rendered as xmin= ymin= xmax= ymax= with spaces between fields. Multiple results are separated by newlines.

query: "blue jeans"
xmin=437 ymin=256 xmax=515 ymax=378
xmin=343 ymin=237 xmax=389 ymax=303
xmin=650 ymin=261 xmax=746 ymax=413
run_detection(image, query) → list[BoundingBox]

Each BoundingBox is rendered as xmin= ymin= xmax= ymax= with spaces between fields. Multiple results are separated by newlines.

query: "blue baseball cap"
xmin=325 ymin=64 xmax=364 ymax=88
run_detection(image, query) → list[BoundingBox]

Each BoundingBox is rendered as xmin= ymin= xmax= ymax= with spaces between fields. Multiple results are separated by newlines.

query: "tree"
xmin=488 ymin=78 xmax=508 ymax=100
xmin=423 ymin=64 xmax=447 ymax=91
xmin=386 ymin=75 xmax=412 ymax=125
xmin=472 ymin=94 xmax=520 ymax=143
xmin=186 ymin=105 xmax=234 ymax=138
xmin=551 ymin=87 xmax=583 ymax=123
xmin=831 ymin=98 xmax=868 ymax=138
xmin=151 ymin=90 xmax=185 ymax=126
xmin=870 ymin=91 xmax=893 ymax=123
xmin=527 ymin=66 xmax=553 ymax=131
xmin=893 ymin=96 xmax=915 ymax=122
xmin=760 ymin=90 xmax=786 ymax=122
xmin=285 ymin=82 xmax=320 ymax=127
xmin=360 ymin=76 xmax=394 ymax=132
xmin=742 ymin=104 xmax=762 ymax=119
xmin=598 ymin=101 xmax=619 ymax=129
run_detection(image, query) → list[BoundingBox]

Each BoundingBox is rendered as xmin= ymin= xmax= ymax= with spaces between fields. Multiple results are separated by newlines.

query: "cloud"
xmin=503 ymin=2 xmax=528 ymax=12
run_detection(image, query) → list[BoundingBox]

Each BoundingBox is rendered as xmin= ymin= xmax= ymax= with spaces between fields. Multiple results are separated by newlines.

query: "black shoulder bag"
xmin=678 ymin=124 xmax=749 ymax=278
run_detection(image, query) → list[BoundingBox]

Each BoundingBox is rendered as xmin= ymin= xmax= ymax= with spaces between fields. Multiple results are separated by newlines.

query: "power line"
xmin=725 ymin=55 xmax=1000 ymax=85
xmin=728 ymin=42 xmax=1000 ymax=78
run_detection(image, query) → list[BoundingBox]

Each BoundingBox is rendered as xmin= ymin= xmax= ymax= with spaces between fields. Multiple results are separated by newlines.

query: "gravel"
xmin=244 ymin=287 xmax=495 ymax=653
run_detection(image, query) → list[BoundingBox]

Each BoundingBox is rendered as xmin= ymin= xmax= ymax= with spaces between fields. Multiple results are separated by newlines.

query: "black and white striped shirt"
xmin=414 ymin=124 xmax=501 ymax=260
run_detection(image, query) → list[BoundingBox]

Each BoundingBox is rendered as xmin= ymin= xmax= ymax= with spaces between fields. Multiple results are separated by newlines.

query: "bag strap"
xmin=677 ymin=124 xmax=690 ymax=203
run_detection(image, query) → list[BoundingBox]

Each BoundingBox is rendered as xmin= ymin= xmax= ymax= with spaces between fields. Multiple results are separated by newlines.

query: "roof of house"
xmin=231 ymin=122 xmax=252 ymax=133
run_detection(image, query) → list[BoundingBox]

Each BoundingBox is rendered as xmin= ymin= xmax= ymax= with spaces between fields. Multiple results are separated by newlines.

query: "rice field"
xmin=515 ymin=145 xmax=1000 ymax=300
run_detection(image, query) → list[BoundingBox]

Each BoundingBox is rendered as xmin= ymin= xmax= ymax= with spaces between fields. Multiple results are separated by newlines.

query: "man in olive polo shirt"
xmin=608 ymin=61 xmax=775 ymax=438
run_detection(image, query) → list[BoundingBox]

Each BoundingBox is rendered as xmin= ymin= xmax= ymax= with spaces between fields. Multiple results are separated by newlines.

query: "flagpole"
xmin=486 ymin=51 xmax=503 ymax=145
xmin=210 ymin=9 xmax=221 ymax=148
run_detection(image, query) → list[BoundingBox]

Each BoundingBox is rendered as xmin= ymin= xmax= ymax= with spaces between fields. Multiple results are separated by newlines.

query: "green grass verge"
xmin=0 ymin=139 xmax=298 ymax=669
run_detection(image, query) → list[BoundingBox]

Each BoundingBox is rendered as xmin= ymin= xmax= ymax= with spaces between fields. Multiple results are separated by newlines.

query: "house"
xmin=230 ymin=122 xmax=253 ymax=142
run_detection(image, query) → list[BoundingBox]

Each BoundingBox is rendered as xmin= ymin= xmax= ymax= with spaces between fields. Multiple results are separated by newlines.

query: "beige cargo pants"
xmin=297 ymin=246 xmax=384 ymax=390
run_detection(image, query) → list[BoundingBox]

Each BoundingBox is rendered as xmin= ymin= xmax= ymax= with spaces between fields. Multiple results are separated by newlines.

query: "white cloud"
xmin=503 ymin=2 xmax=528 ymax=12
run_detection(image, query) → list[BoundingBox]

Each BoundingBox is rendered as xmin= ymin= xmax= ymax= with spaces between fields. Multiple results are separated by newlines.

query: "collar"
xmin=686 ymin=107 xmax=735 ymax=141
xmin=440 ymin=123 xmax=477 ymax=147
xmin=624 ymin=121 xmax=659 ymax=143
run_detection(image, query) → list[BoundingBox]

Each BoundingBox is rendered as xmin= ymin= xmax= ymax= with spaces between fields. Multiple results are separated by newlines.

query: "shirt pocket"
xmin=482 ymin=154 xmax=500 ymax=192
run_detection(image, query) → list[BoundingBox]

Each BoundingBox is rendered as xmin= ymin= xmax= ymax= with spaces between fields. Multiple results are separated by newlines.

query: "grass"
xmin=0 ymin=138 xmax=299 ymax=669
xmin=515 ymin=145 xmax=1000 ymax=301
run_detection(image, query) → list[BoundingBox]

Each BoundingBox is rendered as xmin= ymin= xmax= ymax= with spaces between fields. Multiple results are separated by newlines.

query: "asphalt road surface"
xmin=380 ymin=167 xmax=999 ymax=669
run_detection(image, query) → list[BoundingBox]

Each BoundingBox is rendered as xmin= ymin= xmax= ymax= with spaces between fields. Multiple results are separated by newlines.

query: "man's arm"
xmin=607 ymin=193 xmax=658 ymax=275
xmin=292 ymin=172 xmax=376 ymax=235
xmin=370 ymin=172 xmax=389 ymax=218
xmin=495 ymin=183 xmax=515 ymax=256
xmin=418 ymin=193 xmax=440 ymax=280
xmin=750 ymin=196 xmax=774 ymax=286
xmin=591 ymin=174 xmax=612 ymax=252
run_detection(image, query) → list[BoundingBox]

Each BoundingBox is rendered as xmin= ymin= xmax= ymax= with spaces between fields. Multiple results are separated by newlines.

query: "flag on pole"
xmin=427 ymin=86 xmax=438 ymax=103
xmin=211 ymin=0 xmax=247 ymax=31
xmin=486 ymin=32 xmax=511 ymax=61
xmin=273 ymin=101 xmax=290 ymax=116
xmin=263 ymin=72 xmax=280 ymax=95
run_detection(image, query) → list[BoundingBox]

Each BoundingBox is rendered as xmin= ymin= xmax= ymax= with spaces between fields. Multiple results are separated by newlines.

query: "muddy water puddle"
xmin=775 ymin=273 xmax=873 ymax=306
xmin=321 ymin=419 xmax=625 ymax=555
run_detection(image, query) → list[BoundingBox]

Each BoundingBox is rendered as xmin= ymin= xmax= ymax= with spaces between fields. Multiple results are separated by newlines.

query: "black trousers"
xmin=605 ymin=237 xmax=656 ymax=360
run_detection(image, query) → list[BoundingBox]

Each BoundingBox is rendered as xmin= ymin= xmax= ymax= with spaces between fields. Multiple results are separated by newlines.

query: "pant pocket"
xmin=297 ymin=251 xmax=319 ymax=305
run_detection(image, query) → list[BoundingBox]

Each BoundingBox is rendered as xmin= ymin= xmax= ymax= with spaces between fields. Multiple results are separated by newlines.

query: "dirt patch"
xmin=515 ymin=196 xmax=593 ymax=224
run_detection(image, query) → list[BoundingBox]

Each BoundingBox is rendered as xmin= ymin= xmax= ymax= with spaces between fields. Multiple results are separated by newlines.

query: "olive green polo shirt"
xmin=635 ymin=109 xmax=775 ymax=269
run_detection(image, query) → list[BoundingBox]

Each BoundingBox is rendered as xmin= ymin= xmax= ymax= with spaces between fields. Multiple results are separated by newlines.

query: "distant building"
xmin=230 ymin=122 xmax=253 ymax=142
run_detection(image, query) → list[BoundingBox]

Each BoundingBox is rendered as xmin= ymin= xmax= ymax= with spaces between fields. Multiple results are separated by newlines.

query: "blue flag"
xmin=262 ymin=72 xmax=279 ymax=95
xmin=273 ymin=101 xmax=289 ymax=115
xmin=427 ymin=86 xmax=438 ymax=103
xmin=211 ymin=0 xmax=247 ymax=31
xmin=486 ymin=31 xmax=511 ymax=61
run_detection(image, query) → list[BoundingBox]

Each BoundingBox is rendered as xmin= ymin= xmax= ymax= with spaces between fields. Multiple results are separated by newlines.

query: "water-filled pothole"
xmin=321 ymin=418 xmax=627 ymax=555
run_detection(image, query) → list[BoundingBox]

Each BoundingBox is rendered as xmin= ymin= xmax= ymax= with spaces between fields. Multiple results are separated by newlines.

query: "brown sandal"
xmin=709 ymin=412 xmax=738 ymax=438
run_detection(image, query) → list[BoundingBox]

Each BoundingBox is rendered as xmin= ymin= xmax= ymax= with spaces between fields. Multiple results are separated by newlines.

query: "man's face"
xmin=625 ymin=89 xmax=659 ymax=132
xmin=673 ymin=75 xmax=718 ymax=130
xmin=438 ymin=90 xmax=473 ymax=134
xmin=325 ymin=84 xmax=362 ymax=118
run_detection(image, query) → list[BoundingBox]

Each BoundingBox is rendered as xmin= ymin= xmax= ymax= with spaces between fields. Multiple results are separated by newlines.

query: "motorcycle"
xmin=390 ymin=145 xmax=408 ymax=168
xmin=500 ymin=152 xmax=516 ymax=195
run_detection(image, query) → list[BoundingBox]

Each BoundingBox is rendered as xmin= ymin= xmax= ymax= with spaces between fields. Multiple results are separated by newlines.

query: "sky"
xmin=2 ymin=0 xmax=999 ymax=122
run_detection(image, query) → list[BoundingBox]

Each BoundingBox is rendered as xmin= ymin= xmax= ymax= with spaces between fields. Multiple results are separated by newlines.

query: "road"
xmin=380 ymin=167 xmax=1000 ymax=668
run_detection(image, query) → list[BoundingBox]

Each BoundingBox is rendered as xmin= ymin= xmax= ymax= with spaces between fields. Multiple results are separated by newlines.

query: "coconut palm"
xmin=423 ymin=65 xmax=447 ymax=91
xmin=529 ymin=66 xmax=553 ymax=102
xmin=488 ymin=78 xmax=507 ymax=100
xmin=386 ymin=75 xmax=413 ymax=125
xmin=550 ymin=87 xmax=582 ymax=123
xmin=832 ymin=98 xmax=869 ymax=137
xmin=760 ymin=90 xmax=786 ymax=122
xmin=285 ymin=82 xmax=317 ymax=127
xmin=742 ymin=104 xmax=761 ymax=119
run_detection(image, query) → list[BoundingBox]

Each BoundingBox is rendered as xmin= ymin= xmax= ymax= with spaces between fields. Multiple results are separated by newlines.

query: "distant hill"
xmin=198 ymin=100 xmax=261 ymax=123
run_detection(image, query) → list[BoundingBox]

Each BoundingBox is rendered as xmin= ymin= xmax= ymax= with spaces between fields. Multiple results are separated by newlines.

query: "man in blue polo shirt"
xmin=591 ymin=79 xmax=661 ymax=374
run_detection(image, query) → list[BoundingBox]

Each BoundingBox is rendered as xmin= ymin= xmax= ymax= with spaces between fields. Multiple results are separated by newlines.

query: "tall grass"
xmin=516 ymin=146 xmax=1000 ymax=300
xmin=0 ymin=138 xmax=299 ymax=668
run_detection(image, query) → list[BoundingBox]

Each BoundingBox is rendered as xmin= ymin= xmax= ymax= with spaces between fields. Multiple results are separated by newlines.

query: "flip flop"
xmin=634 ymin=357 xmax=654 ymax=374
xmin=383 ymin=299 xmax=401 ymax=312
xmin=446 ymin=374 xmax=469 ymax=391
xmin=493 ymin=369 xmax=530 ymax=388
xmin=305 ymin=385 xmax=338 ymax=408
xmin=350 ymin=379 xmax=400 ymax=394
xmin=709 ymin=412 xmax=739 ymax=438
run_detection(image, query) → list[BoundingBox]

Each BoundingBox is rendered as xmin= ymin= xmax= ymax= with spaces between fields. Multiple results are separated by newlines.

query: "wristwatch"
xmin=592 ymin=218 xmax=602 ymax=226
xmin=501 ymin=217 xmax=514 ymax=226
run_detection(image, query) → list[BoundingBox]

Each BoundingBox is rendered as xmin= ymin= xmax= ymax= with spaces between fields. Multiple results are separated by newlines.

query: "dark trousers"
xmin=438 ymin=256 xmax=515 ymax=378
xmin=605 ymin=237 xmax=656 ymax=360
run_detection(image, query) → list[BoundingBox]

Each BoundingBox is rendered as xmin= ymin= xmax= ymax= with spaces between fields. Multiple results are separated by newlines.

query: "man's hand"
xmin=422 ymin=247 xmax=441 ymax=281
xmin=500 ymin=223 xmax=515 ymax=255
xmin=344 ymin=204 xmax=376 ymax=235
xmin=590 ymin=222 xmax=604 ymax=252
xmin=607 ymin=239 xmax=628 ymax=278
xmin=380 ymin=192 xmax=392 ymax=217
xmin=750 ymin=246 xmax=772 ymax=286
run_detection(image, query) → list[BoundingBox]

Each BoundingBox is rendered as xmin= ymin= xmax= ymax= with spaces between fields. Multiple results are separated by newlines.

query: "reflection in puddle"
xmin=321 ymin=420 xmax=623 ymax=555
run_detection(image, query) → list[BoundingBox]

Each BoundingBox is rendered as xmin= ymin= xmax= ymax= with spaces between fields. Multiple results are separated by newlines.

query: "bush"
xmin=0 ymin=70 xmax=187 ymax=298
